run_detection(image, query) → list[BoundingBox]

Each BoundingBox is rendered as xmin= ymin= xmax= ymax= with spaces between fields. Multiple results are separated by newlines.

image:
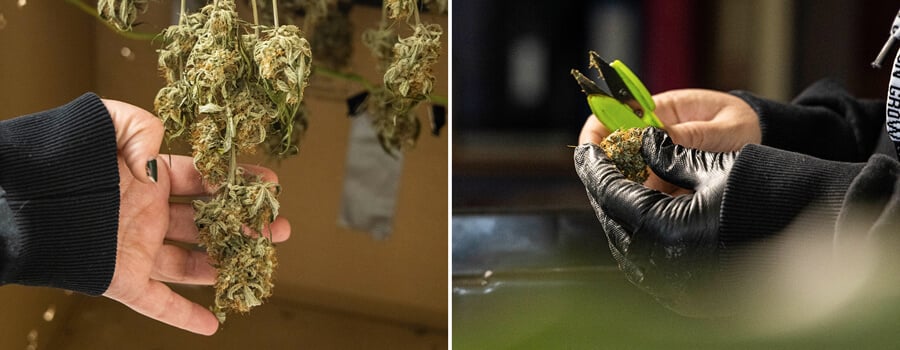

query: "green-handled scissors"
xmin=571 ymin=51 xmax=664 ymax=131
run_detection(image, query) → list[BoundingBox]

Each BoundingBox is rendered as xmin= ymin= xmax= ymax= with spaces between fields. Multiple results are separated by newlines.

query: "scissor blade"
xmin=590 ymin=52 xmax=643 ymax=115
xmin=570 ymin=69 xmax=610 ymax=96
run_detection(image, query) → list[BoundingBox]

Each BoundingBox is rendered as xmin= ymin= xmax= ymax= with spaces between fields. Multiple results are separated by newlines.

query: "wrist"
xmin=0 ymin=93 xmax=120 ymax=295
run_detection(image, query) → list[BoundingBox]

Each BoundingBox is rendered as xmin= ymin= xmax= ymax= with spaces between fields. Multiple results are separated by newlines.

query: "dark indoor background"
xmin=452 ymin=0 xmax=899 ymax=210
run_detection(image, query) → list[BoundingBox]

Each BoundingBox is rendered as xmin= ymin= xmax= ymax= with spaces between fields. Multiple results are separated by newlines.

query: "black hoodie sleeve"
xmin=731 ymin=79 xmax=886 ymax=162
xmin=0 ymin=93 xmax=120 ymax=295
xmin=715 ymin=78 xmax=900 ymax=295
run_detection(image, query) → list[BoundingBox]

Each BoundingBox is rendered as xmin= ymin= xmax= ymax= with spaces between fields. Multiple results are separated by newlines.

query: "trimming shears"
xmin=571 ymin=51 xmax=664 ymax=131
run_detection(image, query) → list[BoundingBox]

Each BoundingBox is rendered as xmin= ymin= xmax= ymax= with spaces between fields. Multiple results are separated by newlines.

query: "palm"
xmin=101 ymin=155 xmax=290 ymax=335
xmin=99 ymin=99 xmax=289 ymax=335
xmin=104 ymin=155 xmax=219 ymax=335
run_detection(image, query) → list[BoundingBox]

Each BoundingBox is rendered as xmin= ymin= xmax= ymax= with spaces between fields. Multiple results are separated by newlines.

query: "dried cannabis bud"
xmin=600 ymin=127 xmax=649 ymax=183
xmin=97 ymin=0 xmax=148 ymax=31
xmin=361 ymin=1 xmax=443 ymax=154
xmin=362 ymin=25 xmax=399 ymax=72
xmin=367 ymin=87 xmax=420 ymax=153
xmin=384 ymin=23 xmax=442 ymax=101
xmin=193 ymin=173 xmax=280 ymax=322
xmin=386 ymin=0 xmax=416 ymax=21
xmin=154 ymin=0 xmax=312 ymax=323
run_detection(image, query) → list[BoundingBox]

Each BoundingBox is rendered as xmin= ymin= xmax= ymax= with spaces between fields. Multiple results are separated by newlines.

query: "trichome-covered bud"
xmin=97 ymin=0 xmax=148 ymax=31
xmin=154 ymin=81 xmax=194 ymax=141
xmin=384 ymin=23 xmax=442 ymax=101
xmin=600 ymin=127 xmax=649 ymax=183
xmin=254 ymin=25 xmax=313 ymax=106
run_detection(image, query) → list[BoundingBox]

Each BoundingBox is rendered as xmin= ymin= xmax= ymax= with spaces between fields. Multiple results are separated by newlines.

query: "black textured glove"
xmin=575 ymin=127 xmax=738 ymax=315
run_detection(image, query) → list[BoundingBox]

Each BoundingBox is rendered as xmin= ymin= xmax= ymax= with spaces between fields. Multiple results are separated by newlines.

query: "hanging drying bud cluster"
xmin=97 ymin=0 xmax=148 ymax=31
xmin=362 ymin=0 xmax=444 ymax=154
xmin=362 ymin=24 xmax=398 ymax=72
xmin=248 ymin=0 xmax=350 ymax=70
xmin=152 ymin=0 xmax=312 ymax=323
xmin=385 ymin=0 xmax=416 ymax=21
xmin=384 ymin=23 xmax=442 ymax=109
xmin=193 ymin=172 xmax=281 ymax=321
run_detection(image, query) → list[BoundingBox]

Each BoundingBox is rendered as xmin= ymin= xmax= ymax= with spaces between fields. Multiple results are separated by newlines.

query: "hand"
xmin=100 ymin=100 xmax=291 ymax=335
xmin=578 ymin=89 xmax=760 ymax=194
xmin=102 ymin=99 xmax=165 ymax=184
xmin=580 ymin=89 xmax=761 ymax=151
xmin=575 ymin=128 xmax=737 ymax=315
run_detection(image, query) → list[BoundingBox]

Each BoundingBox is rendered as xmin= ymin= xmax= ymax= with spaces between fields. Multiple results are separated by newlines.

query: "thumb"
xmin=102 ymin=99 xmax=165 ymax=184
xmin=641 ymin=127 xmax=736 ymax=190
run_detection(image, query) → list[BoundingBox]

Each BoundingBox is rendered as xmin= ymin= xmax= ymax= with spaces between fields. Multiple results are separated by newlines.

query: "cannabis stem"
xmin=271 ymin=0 xmax=279 ymax=28
xmin=66 ymin=0 xmax=158 ymax=41
xmin=251 ymin=0 xmax=259 ymax=35
xmin=179 ymin=0 xmax=186 ymax=25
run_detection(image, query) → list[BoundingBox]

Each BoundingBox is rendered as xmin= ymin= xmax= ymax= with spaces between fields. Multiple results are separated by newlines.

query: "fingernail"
xmin=146 ymin=159 xmax=158 ymax=183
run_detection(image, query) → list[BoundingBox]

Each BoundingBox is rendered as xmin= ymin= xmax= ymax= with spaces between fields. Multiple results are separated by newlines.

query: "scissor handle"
xmin=610 ymin=60 xmax=664 ymax=128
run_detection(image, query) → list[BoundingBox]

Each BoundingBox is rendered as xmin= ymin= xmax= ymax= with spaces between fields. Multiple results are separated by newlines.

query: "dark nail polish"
xmin=147 ymin=159 xmax=158 ymax=183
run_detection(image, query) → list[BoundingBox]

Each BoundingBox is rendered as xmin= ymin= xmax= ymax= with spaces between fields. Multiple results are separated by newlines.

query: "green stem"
xmin=65 ymin=0 xmax=159 ymax=41
xmin=65 ymin=0 xmax=449 ymax=107
xmin=251 ymin=0 xmax=259 ymax=35
xmin=313 ymin=66 xmax=447 ymax=106
xmin=427 ymin=93 xmax=448 ymax=106
xmin=227 ymin=147 xmax=237 ymax=186
xmin=313 ymin=65 xmax=375 ymax=91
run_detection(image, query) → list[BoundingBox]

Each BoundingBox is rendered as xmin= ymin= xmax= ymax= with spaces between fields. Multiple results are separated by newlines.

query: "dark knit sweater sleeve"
xmin=731 ymin=79 xmax=885 ymax=162
xmin=0 ymin=93 xmax=120 ymax=295
xmin=717 ymin=144 xmax=900 ymax=287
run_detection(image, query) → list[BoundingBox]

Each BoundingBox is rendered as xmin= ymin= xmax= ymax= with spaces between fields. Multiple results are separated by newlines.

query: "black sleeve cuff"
xmin=715 ymin=144 xmax=862 ymax=291
xmin=731 ymin=79 xmax=885 ymax=162
xmin=0 ymin=93 xmax=119 ymax=295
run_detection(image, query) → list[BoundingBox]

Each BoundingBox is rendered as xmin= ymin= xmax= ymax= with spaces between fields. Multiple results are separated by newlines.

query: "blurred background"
xmin=453 ymin=0 xmax=897 ymax=209
xmin=0 ymin=1 xmax=446 ymax=349
xmin=452 ymin=0 xmax=900 ymax=348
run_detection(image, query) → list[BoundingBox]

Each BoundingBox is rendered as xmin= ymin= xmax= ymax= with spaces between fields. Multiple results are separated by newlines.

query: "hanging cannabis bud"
xmin=384 ymin=23 xmax=442 ymax=103
xmin=362 ymin=24 xmax=398 ymax=72
xmin=154 ymin=0 xmax=312 ymax=323
xmin=362 ymin=0 xmax=443 ymax=155
xmin=366 ymin=88 xmax=420 ymax=153
xmin=386 ymin=0 xmax=416 ymax=21
xmin=254 ymin=24 xmax=313 ymax=155
xmin=97 ymin=0 xmax=148 ymax=31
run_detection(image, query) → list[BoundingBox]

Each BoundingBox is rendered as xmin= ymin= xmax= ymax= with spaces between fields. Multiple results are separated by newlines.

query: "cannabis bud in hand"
xmin=600 ymin=127 xmax=650 ymax=183
xmin=153 ymin=0 xmax=312 ymax=323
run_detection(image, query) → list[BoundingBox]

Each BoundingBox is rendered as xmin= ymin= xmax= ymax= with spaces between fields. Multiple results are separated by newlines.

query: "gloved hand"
xmin=575 ymin=127 xmax=738 ymax=315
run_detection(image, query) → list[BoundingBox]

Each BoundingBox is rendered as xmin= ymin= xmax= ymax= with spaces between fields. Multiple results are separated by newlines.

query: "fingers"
xmin=151 ymin=245 xmax=217 ymax=285
xmin=103 ymin=99 xmax=165 ymax=184
xmin=123 ymin=280 xmax=219 ymax=335
xmin=167 ymin=202 xmax=292 ymax=243
xmin=163 ymin=155 xmax=280 ymax=196
xmin=641 ymin=128 xmax=738 ymax=191
xmin=652 ymin=89 xmax=762 ymax=152
xmin=579 ymin=115 xmax=609 ymax=145
xmin=641 ymin=128 xmax=704 ymax=189
xmin=164 ymin=155 xmax=206 ymax=196
xmin=575 ymin=143 xmax=670 ymax=232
